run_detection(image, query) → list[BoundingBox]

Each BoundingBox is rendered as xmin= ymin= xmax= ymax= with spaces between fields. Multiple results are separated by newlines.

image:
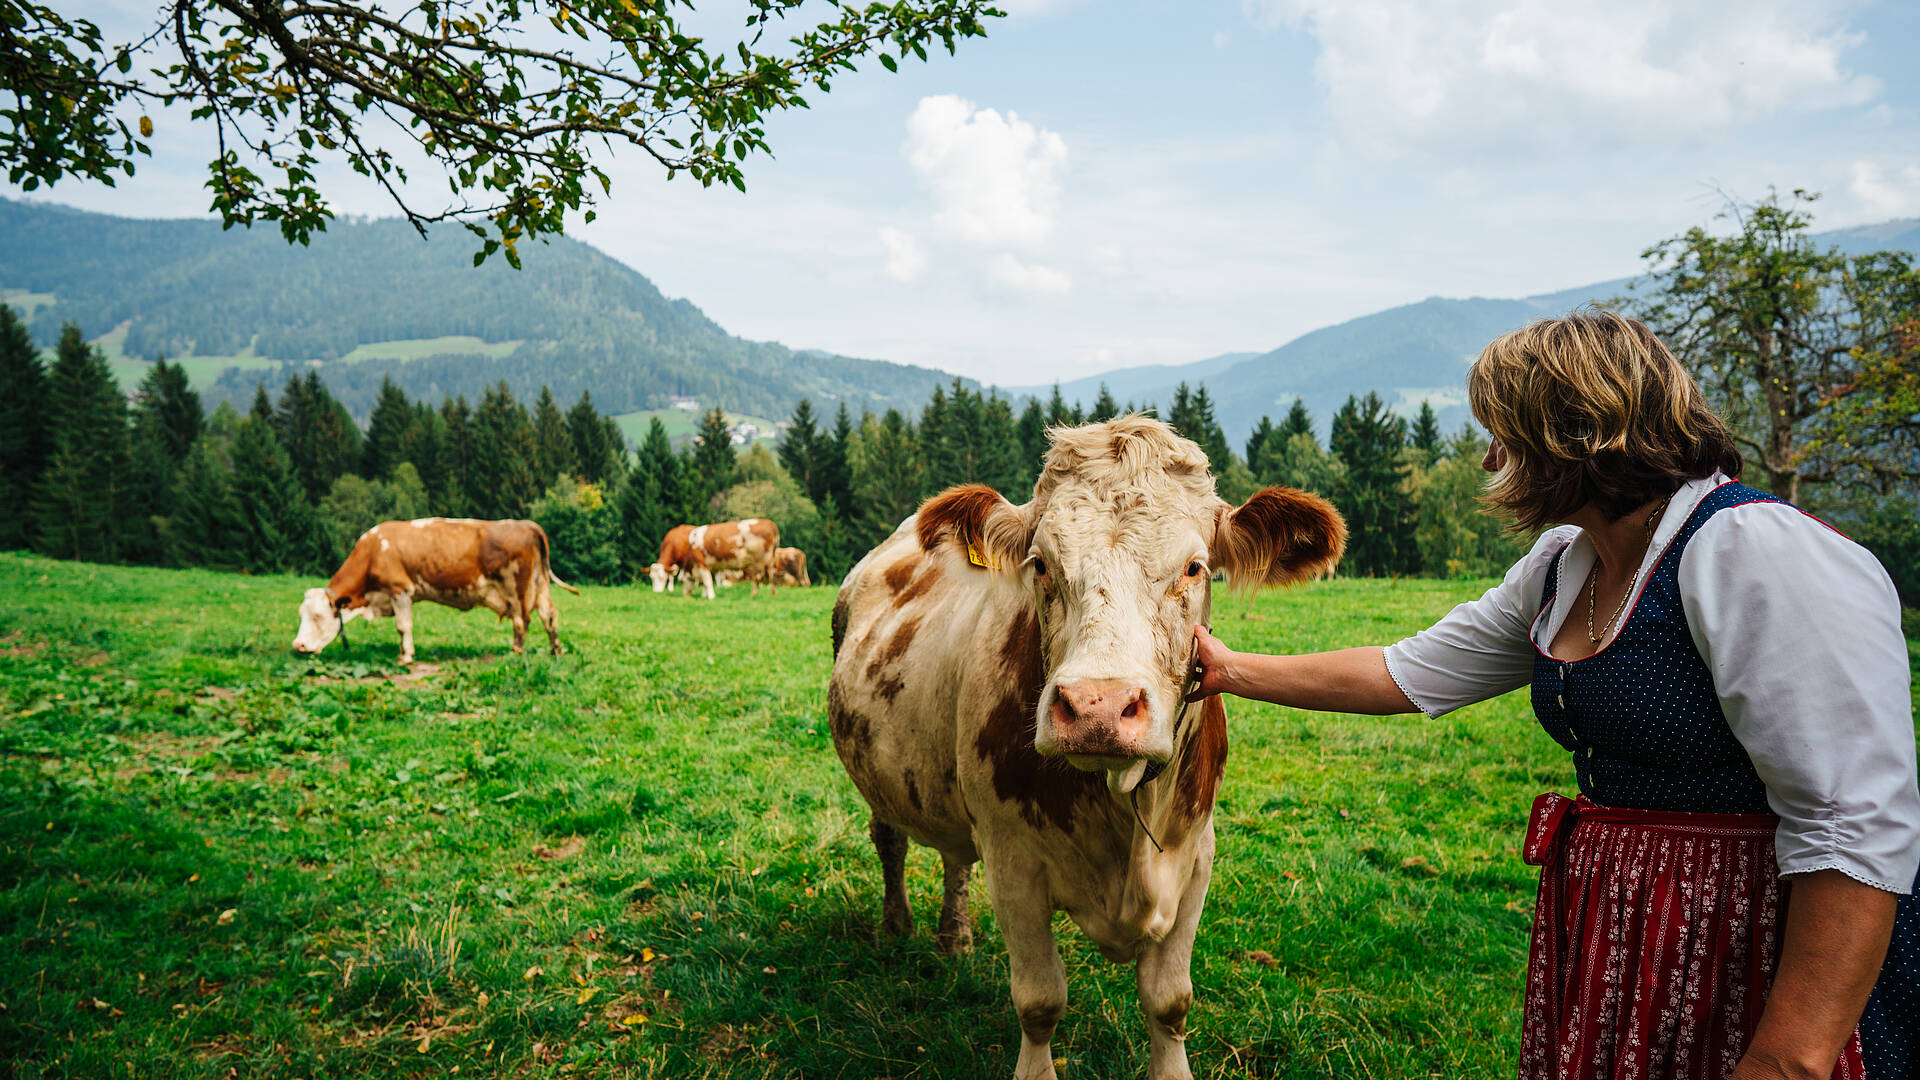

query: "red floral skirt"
xmin=1520 ymin=793 xmax=1866 ymax=1080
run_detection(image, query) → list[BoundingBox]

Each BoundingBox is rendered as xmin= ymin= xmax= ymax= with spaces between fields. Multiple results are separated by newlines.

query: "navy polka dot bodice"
xmin=1530 ymin=480 xmax=1919 ymax=1078
xmin=1530 ymin=482 xmax=1774 ymax=814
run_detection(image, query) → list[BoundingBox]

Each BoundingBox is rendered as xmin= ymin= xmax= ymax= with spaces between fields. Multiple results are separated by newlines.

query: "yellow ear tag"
xmin=966 ymin=542 xmax=999 ymax=570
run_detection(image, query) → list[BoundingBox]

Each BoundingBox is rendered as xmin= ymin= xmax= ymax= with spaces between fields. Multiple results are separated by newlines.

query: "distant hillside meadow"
xmin=0 ymin=199 xmax=974 ymax=421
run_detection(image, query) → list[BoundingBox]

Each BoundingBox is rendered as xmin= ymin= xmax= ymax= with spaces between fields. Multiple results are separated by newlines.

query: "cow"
xmin=828 ymin=416 xmax=1344 ymax=1080
xmin=773 ymin=546 xmax=810 ymax=588
xmin=291 ymin=517 xmax=579 ymax=664
xmin=648 ymin=518 xmax=780 ymax=599
xmin=646 ymin=524 xmax=699 ymax=595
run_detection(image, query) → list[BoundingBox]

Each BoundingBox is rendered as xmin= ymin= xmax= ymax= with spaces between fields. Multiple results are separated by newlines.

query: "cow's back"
xmin=831 ymin=520 xmax=1012 ymax=855
xmin=365 ymin=518 xmax=538 ymax=593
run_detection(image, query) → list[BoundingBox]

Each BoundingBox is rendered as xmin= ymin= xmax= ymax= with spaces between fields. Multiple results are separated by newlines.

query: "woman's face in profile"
xmin=1482 ymin=436 xmax=1507 ymax=474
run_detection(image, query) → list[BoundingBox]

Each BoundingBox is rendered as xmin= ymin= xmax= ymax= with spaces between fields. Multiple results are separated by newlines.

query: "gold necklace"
xmin=1586 ymin=492 xmax=1675 ymax=646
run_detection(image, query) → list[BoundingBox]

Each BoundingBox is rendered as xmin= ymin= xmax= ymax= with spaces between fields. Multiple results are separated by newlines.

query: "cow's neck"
xmin=1112 ymin=694 xmax=1226 ymax=942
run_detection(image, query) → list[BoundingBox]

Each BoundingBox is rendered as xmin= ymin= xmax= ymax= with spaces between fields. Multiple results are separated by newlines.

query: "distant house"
xmin=669 ymin=395 xmax=700 ymax=411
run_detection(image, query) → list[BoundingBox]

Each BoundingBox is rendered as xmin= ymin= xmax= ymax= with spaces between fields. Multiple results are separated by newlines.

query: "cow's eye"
xmin=1031 ymin=556 xmax=1048 ymax=578
xmin=1185 ymin=561 xmax=1205 ymax=579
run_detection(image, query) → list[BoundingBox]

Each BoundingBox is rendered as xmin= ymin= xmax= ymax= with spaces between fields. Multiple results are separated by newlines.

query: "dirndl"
xmin=1519 ymin=792 xmax=1866 ymax=1080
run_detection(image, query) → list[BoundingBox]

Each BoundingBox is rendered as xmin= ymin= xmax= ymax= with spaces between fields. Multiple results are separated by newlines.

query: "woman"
xmin=1189 ymin=310 xmax=1917 ymax=1080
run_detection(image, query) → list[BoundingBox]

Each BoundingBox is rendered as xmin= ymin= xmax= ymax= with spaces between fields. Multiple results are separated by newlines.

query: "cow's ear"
xmin=1212 ymin=485 xmax=1345 ymax=587
xmin=917 ymin=484 xmax=1029 ymax=572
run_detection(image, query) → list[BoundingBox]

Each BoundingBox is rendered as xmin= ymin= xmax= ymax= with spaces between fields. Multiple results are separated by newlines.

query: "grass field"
xmin=1 ymin=554 xmax=1913 ymax=1079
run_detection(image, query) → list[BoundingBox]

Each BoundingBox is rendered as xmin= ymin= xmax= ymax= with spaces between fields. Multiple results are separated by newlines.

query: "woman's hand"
xmin=1185 ymin=624 xmax=1238 ymax=701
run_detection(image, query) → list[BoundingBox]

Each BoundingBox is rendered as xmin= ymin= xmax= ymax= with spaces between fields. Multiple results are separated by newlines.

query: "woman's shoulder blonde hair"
xmin=1467 ymin=308 xmax=1742 ymax=532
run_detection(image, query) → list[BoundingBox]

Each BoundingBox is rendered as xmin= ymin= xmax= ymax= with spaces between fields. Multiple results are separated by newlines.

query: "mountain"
xmin=0 ymin=198 xmax=974 ymax=420
xmin=1034 ymin=219 xmax=1920 ymax=447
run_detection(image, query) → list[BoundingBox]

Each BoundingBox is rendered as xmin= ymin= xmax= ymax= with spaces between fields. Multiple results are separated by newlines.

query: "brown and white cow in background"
xmin=829 ymin=416 xmax=1343 ymax=1080
xmin=292 ymin=517 xmax=579 ymax=663
xmin=773 ymin=546 xmax=810 ymax=588
xmin=646 ymin=524 xmax=699 ymax=595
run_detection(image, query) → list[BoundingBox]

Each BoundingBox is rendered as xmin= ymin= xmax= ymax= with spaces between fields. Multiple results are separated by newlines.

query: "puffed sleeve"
xmin=1383 ymin=525 xmax=1577 ymax=717
xmin=1679 ymin=503 xmax=1920 ymax=894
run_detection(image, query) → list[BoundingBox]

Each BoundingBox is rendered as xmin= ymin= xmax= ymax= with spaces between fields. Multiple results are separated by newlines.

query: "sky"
xmin=19 ymin=0 xmax=1920 ymax=388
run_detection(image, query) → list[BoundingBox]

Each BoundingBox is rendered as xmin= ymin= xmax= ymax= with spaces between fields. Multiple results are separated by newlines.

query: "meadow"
xmin=2 ymin=553 xmax=1913 ymax=1080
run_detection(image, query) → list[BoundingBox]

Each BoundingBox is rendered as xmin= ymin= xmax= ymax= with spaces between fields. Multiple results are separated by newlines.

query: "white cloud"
xmin=879 ymin=226 xmax=928 ymax=281
xmin=987 ymin=253 xmax=1072 ymax=295
xmin=1244 ymin=0 xmax=1880 ymax=160
xmin=905 ymin=94 xmax=1068 ymax=249
xmin=1848 ymin=161 xmax=1920 ymax=219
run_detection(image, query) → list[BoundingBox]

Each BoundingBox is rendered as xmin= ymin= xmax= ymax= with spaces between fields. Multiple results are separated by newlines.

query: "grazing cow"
xmin=829 ymin=416 xmax=1344 ymax=1080
xmin=291 ymin=517 xmax=579 ymax=664
xmin=773 ymin=546 xmax=810 ymax=588
xmin=647 ymin=524 xmax=699 ymax=595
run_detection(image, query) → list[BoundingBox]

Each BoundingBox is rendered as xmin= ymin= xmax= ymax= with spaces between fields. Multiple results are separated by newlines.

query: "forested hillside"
xmin=0 ymin=199 xmax=971 ymax=418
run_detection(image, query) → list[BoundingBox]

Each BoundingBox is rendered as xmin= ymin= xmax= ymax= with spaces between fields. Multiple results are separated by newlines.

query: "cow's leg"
xmin=936 ymin=850 xmax=974 ymax=954
xmin=1135 ymin=833 xmax=1213 ymax=1080
xmin=984 ymin=864 xmax=1068 ymax=1080
xmin=508 ymin=573 xmax=528 ymax=654
xmin=698 ymin=567 xmax=716 ymax=601
xmin=392 ymin=593 xmax=416 ymax=665
xmin=870 ymin=818 xmax=912 ymax=937
xmin=537 ymin=577 xmax=560 ymax=655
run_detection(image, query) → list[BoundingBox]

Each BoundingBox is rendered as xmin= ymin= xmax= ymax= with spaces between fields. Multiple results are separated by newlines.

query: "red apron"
xmin=1520 ymin=792 xmax=1866 ymax=1080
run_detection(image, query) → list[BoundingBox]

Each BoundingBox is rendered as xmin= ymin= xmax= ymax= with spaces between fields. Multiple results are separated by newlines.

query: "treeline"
xmin=765 ymin=378 xmax=1530 ymax=583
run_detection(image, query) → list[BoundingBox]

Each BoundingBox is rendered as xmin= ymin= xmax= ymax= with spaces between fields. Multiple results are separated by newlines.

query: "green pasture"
xmin=612 ymin=409 xmax=780 ymax=450
xmin=1 ymin=554 xmax=1913 ymax=1079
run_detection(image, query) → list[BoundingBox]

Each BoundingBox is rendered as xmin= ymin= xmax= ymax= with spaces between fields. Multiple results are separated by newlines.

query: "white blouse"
xmin=1383 ymin=472 xmax=1920 ymax=895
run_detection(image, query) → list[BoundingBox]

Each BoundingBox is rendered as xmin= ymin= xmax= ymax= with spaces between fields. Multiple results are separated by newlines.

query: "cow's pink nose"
xmin=1050 ymin=680 xmax=1152 ymax=756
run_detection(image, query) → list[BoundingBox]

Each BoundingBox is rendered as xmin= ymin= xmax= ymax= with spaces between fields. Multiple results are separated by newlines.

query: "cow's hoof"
xmin=880 ymin=904 xmax=912 ymax=938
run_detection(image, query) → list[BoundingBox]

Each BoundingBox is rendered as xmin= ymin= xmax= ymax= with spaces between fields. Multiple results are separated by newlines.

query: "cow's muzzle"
xmin=1049 ymin=678 xmax=1159 ymax=761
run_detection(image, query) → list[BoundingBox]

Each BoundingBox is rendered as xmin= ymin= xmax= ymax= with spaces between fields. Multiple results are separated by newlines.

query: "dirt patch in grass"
xmin=310 ymin=662 xmax=444 ymax=688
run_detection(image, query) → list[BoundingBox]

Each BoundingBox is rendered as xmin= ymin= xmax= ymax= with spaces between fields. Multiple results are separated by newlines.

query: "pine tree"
xmin=1410 ymin=400 xmax=1442 ymax=459
xmin=33 ymin=324 xmax=127 ymax=563
xmin=472 ymin=382 xmax=541 ymax=519
xmin=851 ymin=409 xmax=924 ymax=550
xmin=231 ymin=413 xmax=322 ymax=573
xmin=1091 ymin=383 xmax=1119 ymax=422
xmin=1014 ymin=397 xmax=1048 ymax=491
xmin=532 ymin=386 xmax=573 ymax=487
xmin=823 ymin=403 xmax=855 ymax=527
xmin=170 ymin=436 xmax=242 ymax=569
xmin=566 ymin=390 xmax=619 ymax=486
xmin=1189 ymin=385 xmax=1232 ymax=467
xmin=1045 ymin=383 xmax=1074 ymax=427
xmin=250 ymin=382 xmax=274 ymax=422
xmin=438 ymin=396 xmax=476 ymax=515
xmin=640 ymin=417 xmax=683 ymax=528
xmin=688 ymin=407 xmax=737 ymax=515
xmin=276 ymin=372 xmax=361 ymax=502
xmin=1282 ymin=397 xmax=1313 ymax=439
xmin=779 ymin=399 xmax=822 ymax=505
xmin=0 ymin=304 xmax=49 ymax=548
xmin=1330 ymin=392 xmax=1416 ymax=576
xmin=362 ymin=376 xmax=414 ymax=480
xmin=123 ymin=360 xmax=200 ymax=563
xmin=1245 ymin=416 xmax=1276 ymax=474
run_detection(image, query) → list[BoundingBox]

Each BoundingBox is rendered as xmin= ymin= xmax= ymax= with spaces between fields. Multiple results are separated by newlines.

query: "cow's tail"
xmin=533 ymin=524 xmax=582 ymax=595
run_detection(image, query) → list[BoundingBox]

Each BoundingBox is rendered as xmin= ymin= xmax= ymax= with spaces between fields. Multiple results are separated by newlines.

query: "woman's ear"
xmin=1212 ymin=486 xmax=1346 ymax=586
xmin=917 ymin=484 xmax=1030 ymax=572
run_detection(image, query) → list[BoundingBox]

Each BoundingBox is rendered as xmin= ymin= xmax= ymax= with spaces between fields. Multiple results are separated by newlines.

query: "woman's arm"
xmin=1732 ymin=870 xmax=1898 ymax=1080
xmin=1187 ymin=626 xmax=1419 ymax=715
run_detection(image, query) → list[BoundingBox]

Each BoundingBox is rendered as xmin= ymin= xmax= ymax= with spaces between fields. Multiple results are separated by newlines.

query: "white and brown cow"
xmin=292 ymin=517 xmax=579 ymax=664
xmin=829 ymin=416 xmax=1343 ymax=1080
xmin=773 ymin=546 xmax=810 ymax=588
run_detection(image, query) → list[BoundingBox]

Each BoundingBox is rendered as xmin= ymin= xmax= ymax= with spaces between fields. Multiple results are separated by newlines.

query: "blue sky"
xmin=22 ymin=0 xmax=1920 ymax=388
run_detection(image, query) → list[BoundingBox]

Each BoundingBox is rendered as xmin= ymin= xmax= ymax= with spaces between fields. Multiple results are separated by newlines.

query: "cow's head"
xmin=646 ymin=563 xmax=671 ymax=593
xmin=291 ymin=587 xmax=362 ymax=653
xmin=917 ymin=415 xmax=1344 ymax=792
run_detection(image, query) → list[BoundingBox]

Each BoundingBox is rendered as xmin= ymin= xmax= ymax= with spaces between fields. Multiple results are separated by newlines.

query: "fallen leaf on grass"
xmin=1397 ymin=856 xmax=1440 ymax=878
xmin=533 ymin=836 xmax=586 ymax=861
xmin=1245 ymin=950 xmax=1279 ymax=969
xmin=216 ymin=909 xmax=237 ymax=925
xmin=640 ymin=947 xmax=655 ymax=963
xmin=761 ymin=966 xmax=776 ymax=975
xmin=523 ymin=965 xmax=544 ymax=981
